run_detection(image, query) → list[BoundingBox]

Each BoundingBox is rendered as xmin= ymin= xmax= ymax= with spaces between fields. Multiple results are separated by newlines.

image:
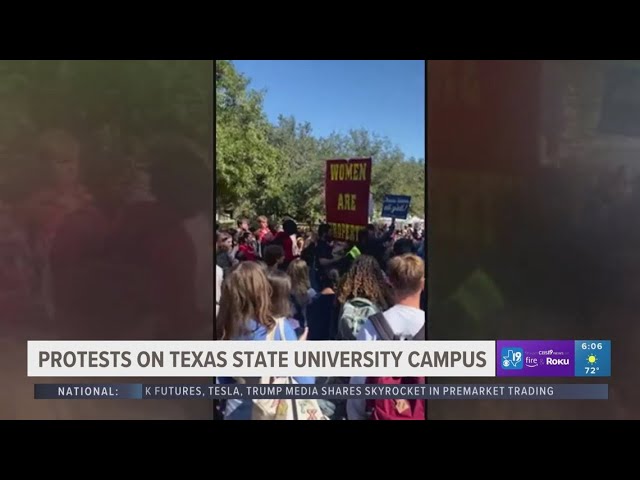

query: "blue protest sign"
xmin=381 ymin=195 xmax=411 ymax=219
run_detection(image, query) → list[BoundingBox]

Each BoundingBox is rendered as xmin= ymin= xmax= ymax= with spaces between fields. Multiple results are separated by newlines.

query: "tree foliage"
xmin=217 ymin=60 xmax=425 ymax=222
xmin=216 ymin=60 xmax=283 ymax=215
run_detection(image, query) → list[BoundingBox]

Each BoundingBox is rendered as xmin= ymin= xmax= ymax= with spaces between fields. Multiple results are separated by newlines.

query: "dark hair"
xmin=283 ymin=219 xmax=297 ymax=236
xmin=267 ymin=270 xmax=292 ymax=318
xmin=319 ymin=268 xmax=340 ymax=290
xmin=216 ymin=231 xmax=231 ymax=243
xmin=318 ymin=224 xmax=331 ymax=238
xmin=238 ymin=231 xmax=253 ymax=245
xmin=264 ymin=244 xmax=284 ymax=267
xmin=393 ymin=238 xmax=415 ymax=256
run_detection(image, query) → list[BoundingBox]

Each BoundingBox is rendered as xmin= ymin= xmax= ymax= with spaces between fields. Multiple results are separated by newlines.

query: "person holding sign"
xmin=310 ymin=224 xmax=348 ymax=289
xmin=360 ymin=219 xmax=396 ymax=269
xmin=325 ymin=158 xmax=372 ymax=243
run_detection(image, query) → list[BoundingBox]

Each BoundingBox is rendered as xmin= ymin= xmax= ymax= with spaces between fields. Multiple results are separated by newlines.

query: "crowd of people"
xmin=215 ymin=215 xmax=427 ymax=420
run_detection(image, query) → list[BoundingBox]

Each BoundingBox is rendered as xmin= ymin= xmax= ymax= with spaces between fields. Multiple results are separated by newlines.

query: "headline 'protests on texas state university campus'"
xmin=27 ymin=340 xmax=611 ymax=379
xmin=324 ymin=158 xmax=372 ymax=242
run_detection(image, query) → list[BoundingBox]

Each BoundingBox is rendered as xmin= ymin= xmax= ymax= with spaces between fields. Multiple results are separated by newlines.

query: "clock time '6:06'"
xmin=575 ymin=340 xmax=610 ymax=377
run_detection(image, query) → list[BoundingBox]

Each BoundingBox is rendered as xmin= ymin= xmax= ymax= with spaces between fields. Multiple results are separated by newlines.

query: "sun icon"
xmin=587 ymin=353 xmax=598 ymax=365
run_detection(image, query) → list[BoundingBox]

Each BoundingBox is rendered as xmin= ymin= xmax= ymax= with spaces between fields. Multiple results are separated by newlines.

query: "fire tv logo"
xmin=525 ymin=356 xmax=538 ymax=368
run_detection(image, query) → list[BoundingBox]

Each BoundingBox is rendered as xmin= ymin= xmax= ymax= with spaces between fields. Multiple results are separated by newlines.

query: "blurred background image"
xmin=0 ymin=60 xmax=213 ymax=419
xmin=428 ymin=60 xmax=638 ymax=420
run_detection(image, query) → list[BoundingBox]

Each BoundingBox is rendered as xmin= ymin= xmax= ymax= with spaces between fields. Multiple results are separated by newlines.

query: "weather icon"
xmin=587 ymin=353 xmax=598 ymax=365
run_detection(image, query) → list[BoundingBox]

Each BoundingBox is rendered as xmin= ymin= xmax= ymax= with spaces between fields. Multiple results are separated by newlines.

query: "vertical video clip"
xmin=215 ymin=60 xmax=426 ymax=420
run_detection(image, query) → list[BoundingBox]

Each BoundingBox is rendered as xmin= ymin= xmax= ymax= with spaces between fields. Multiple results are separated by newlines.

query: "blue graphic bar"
xmin=35 ymin=384 xmax=143 ymax=399
xmin=34 ymin=383 xmax=609 ymax=400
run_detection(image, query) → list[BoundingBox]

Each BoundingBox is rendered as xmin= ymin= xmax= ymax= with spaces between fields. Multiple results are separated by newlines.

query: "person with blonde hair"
xmin=359 ymin=253 xmax=425 ymax=340
xmin=286 ymin=258 xmax=316 ymax=329
xmin=216 ymin=262 xmax=313 ymax=420
xmin=347 ymin=254 xmax=426 ymax=420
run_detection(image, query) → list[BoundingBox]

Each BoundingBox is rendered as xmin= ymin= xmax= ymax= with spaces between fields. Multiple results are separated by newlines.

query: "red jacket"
xmin=274 ymin=231 xmax=298 ymax=263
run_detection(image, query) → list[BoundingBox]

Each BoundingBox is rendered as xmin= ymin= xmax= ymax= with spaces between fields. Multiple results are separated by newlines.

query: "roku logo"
xmin=546 ymin=358 xmax=569 ymax=366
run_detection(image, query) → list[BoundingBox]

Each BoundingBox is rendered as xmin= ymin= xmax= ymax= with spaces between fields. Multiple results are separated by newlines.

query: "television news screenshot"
xmin=1 ymin=59 xmax=630 ymax=422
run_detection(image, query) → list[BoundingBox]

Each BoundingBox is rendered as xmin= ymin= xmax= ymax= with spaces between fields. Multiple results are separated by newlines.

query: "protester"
xmin=347 ymin=253 xmax=426 ymax=420
xmin=306 ymin=268 xmax=340 ymax=341
xmin=216 ymin=231 xmax=234 ymax=275
xmin=287 ymin=258 xmax=316 ymax=329
xmin=392 ymin=237 xmax=415 ymax=257
xmin=359 ymin=219 xmax=396 ymax=268
xmin=336 ymin=254 xmax=391 ymax=340
xmin=273 ymin=218 xmax=299 ymax=269
xmin=267 ymin=269 xmax=305 ymax=334
xmin=309 ymin=223 xmax=338 ymax=290
xmin=237 ymin=218 xmax=249 ymax=232
xmin=236 ymin=231 xmax=257 ymax=262
xmin=263 ymin=244 xmax=285 ymax=272
xmin=216 ymin=262 xmax=313 ymax=420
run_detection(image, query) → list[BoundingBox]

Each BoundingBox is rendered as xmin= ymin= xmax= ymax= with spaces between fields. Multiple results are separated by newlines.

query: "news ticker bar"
xmin=34 ymin=384 xmax=609 ymax=400
xmin=27 ymin=339 xmax=612 ymax=378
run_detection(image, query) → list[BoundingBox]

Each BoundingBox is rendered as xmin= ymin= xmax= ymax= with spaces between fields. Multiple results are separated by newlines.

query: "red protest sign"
xmin=325 ymin=158 xmax=372 ymax=242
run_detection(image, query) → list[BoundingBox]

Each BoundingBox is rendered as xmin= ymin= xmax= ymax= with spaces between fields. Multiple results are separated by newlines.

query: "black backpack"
xmin=368 ymin=312 xmax=425 ymax=341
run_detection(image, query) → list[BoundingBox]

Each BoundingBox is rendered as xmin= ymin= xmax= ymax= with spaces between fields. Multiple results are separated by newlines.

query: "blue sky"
xmin=232 ymin=60 xmax=425 ymax=160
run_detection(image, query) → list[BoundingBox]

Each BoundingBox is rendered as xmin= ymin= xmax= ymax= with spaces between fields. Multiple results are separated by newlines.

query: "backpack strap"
xmin=412 ymin=323 xmax=426 ymax=341
xmin=369 ymin=312 xmax=398 ymax=341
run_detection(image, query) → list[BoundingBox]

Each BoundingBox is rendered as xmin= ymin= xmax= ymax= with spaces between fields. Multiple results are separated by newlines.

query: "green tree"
xmin=215 ymin=61 xmax=425 ymax=223
xmin=216 ymin=60 xmax=283 ymax=216
xmin=269 ymin=116 xmax=325 ymax=223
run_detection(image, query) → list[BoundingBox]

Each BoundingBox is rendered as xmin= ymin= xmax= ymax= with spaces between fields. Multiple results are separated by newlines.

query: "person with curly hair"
xmin=335 ymin=255 xmax=392 ymax=340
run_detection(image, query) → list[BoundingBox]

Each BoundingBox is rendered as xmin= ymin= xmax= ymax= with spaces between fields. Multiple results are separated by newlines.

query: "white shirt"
xmin=215 ymin=265 xmax=223 ymax=317
xmin=347 ymin=304 xmax=425 ymax=420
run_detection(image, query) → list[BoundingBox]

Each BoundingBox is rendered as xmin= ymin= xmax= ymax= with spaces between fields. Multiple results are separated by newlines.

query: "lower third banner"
xmin=34 ymin=384 xmax=608 ymax=400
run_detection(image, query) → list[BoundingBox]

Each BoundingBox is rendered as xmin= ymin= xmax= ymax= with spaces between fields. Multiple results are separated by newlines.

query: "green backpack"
xmin=337 ymin=297 xmax=379 ymax=340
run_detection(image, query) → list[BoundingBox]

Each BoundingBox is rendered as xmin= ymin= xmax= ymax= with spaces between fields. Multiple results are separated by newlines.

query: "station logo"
xmin=497 ymin=341 xmax=575 ymax=377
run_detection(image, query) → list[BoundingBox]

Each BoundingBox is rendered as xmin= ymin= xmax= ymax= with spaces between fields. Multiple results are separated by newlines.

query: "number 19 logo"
xmin=501 ymin=347 xmax=523 ymax=370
